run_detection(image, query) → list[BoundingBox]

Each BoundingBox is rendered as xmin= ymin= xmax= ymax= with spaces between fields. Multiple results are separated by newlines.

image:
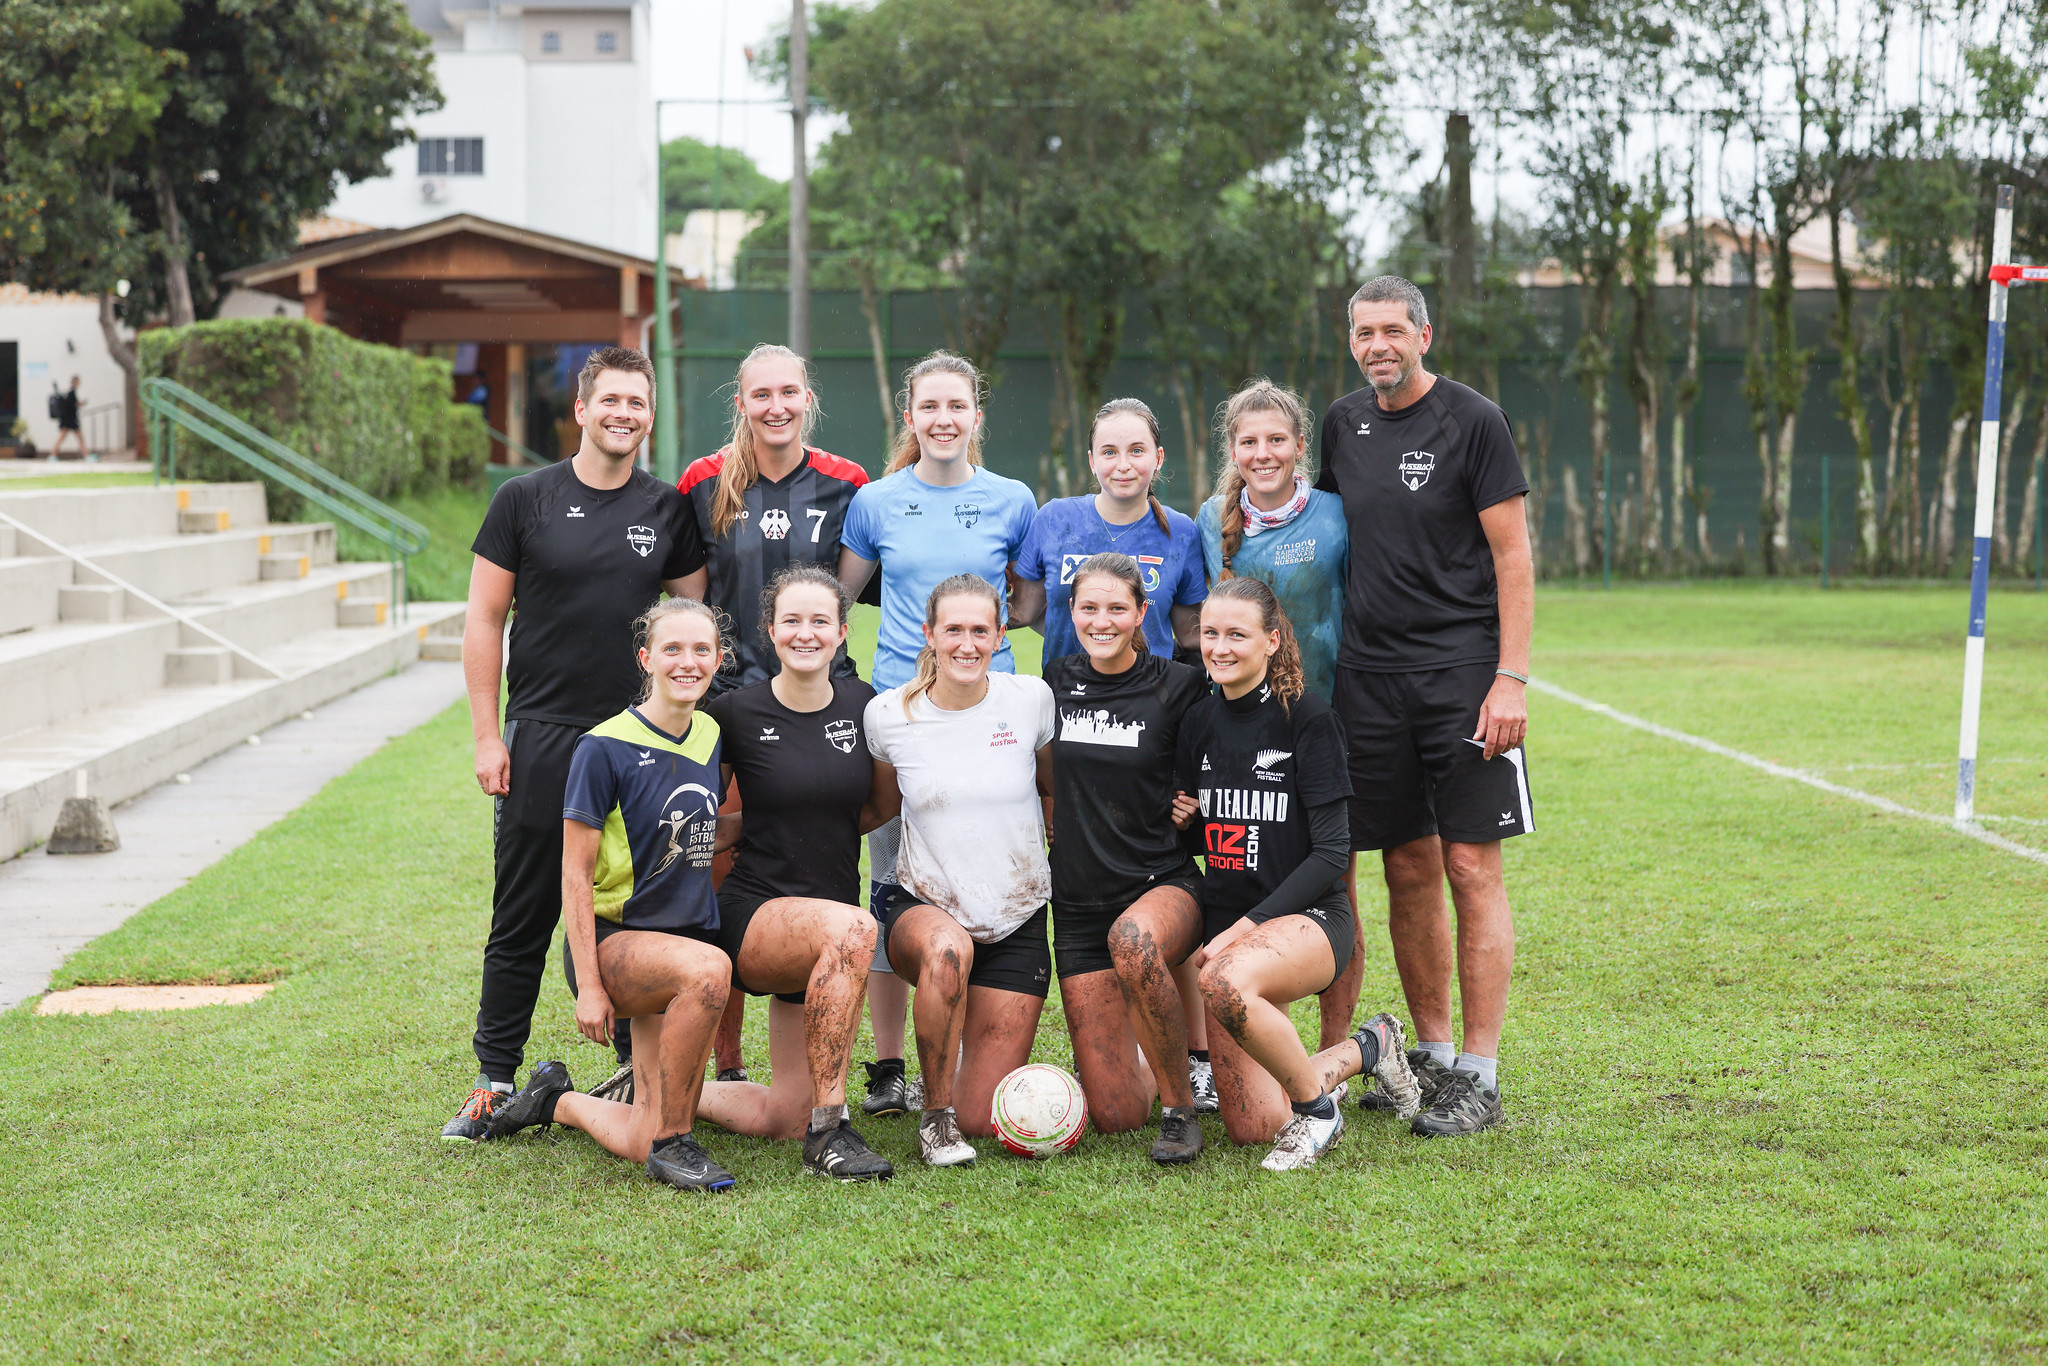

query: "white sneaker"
xmin=1190 ymin=1057 xmax=1220 ymax=1114
xmin=1261 ymin=1104 xmax=1344 ymax=1171
xmin=918 ymin=1108 xmax=976 ymax=1167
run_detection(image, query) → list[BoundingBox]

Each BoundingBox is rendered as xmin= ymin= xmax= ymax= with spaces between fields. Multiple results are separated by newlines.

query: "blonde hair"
xmin=710 ymin=344 xmax=819 ymax=539
xmin=1089 ymin=398 xmax=1170 ymax=535
xmin=902 ymin=574 xmax=1003 ymax=716
xmin=632 ymin=597 xmax=727 ymax=704
xmin=885 ymin=351 xmax=986 ymax=474
xmin=1203 ymin=577 xmax=1305 ymax=709
xmin=1070 ymin=552 xmax=1150 ymax=655
xmin=1212 ymin=378 xmax=1313 ymax=579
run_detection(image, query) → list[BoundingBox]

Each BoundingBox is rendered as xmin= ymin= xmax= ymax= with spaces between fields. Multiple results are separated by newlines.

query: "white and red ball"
xmin=991 ymin=1063 xmax=1088 ymax=1158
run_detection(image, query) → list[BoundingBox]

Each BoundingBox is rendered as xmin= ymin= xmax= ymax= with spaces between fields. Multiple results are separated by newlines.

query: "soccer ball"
xmin=991 ymin=1063 xmax=1088 ymax=1158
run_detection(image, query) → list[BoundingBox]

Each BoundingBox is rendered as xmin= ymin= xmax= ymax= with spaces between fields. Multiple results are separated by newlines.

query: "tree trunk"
xmin=1578 ymin=277 xmax=1614 ymax=575
xmin=1993 ymin=384 xmax=2025 ymax=569
xmin=1670 ymin=213 xmax=1703 ymax=564
xmin=1164 ymin=352 xmax=1207 ymax=507
xmin=98 ymin=293 xmax=140 ymax=452
xmin=854 ymin=263 xmax=895 ymax=453
xmin=1562 ymin=463 xmax=1590 ymax=576
xmin=1764 ymin=221 xmax=1805 ymax=575
xmin=1633 ymin=359 xmax=1660 ymax=567
xmin=1933 ymin=411 xmax=1969 ymax=572
xmin=1829 ymin=205 xmax=1877 ymax=571
xmin=2016 ymin=395 xmax=2047 ymax=574
xmin=1442 ymin=112 xmax=1474 ymax=378
xmin=151 ymin=163 xmax=196 ymax=328
xmin=1516 ymin=415 xmax=1550 ymax=575
xmin=1903 ymin=388 xmax=1923 ymax=568
xmin=1773 ymin=411 xmax=1797 ymax=571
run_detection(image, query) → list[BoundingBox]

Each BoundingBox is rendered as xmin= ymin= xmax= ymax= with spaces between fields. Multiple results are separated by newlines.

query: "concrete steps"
xmin=0 ymin=481 xmax=466 ymax=859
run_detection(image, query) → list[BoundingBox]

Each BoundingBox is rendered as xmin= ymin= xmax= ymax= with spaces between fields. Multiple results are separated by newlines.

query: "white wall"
xmin=0 ymin=289 xmax=132 ymax=453
xmin=324 ymin=3 xmax=652 ymax=257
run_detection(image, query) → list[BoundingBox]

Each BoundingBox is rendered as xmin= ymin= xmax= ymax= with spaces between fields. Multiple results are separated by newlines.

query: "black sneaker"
xmin=440 ymin=1084 xmax=510 ymax=1143
xmin=716 ymin=1067 xmax=748 ymax=1083
xmin=646 ymin=1133 xmax=737 ymax=1191
xmin=861 ymin=1060 xmax=912 ymax=1116
xmin=1149 ymin=1108 xmax=1203 ymax=1166
xmin=1360 ymin=1050 xmax=1453 ymax=1111
xmin=588 ymin=1062 xmax=634 ymax=1106
xmin=802 ymin=1119 xmax=895 ymax=1182
xmin=486 ymin=1061 xmax=574 ymax=1139
xmin=1410 ymin=1068 xmax=1504 ymax=1138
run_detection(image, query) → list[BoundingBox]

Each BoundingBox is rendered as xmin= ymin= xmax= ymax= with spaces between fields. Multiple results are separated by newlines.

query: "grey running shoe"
xmin=1261 ymin=1103 xmax=1345 ymax=1171
xmin=1189 ymin=1056 xmax=1220 ymax=1114
xmin=646 ymin=1133 xmax=737 ymax=1191
xmin=1360 ymin=1050 xmax=1452 ymax=1112
xmin=1410 ymin=1069 xmax=1504 ymax=1138
xmin=588 ymin=1062 xmax=634 ymax=1106
xmin=1150 ymin=1108 xmax=1203 ymax=1166
xmin=802 ymin=1120 xmax=895 ymax=1182
xmin=485 ymin=1061 xmax=574 ymax=1139
xmin=917 ymin=1108 xmax=976 ymax=1167
xmin=860 ymin=1060 xmax=912 ymax=1116
xmin=440 ymin=1084 xmax=510 ymax=1143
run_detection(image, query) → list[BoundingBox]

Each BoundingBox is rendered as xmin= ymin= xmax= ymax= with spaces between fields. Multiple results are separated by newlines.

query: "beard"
xmin=1368 ymin=353 xmax=1418 ymax=397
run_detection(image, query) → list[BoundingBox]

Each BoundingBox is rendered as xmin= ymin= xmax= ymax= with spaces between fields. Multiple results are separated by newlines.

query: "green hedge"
xmin=138 ymin=319 xmax=489 ymax=520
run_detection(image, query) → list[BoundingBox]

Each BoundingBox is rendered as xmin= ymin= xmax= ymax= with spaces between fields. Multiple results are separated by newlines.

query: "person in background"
xmin=51 ymin=378 xmax=84 ymax=460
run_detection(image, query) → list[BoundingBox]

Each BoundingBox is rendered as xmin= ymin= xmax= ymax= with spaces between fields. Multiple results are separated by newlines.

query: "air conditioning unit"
xmin=420 ymin=177 xmax=451 ymax=204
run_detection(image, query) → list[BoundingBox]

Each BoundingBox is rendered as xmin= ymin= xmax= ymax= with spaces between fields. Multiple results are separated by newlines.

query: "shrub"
xmin=138 ymin=320 xmax=489 ymax=519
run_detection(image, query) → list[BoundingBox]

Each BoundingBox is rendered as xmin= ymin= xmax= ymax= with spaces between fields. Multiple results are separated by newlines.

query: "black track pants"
xmin=473 ymin=718 xmax=584 ymax=1084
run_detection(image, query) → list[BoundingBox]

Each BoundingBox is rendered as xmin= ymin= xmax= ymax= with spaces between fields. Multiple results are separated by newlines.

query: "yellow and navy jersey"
xmin=562 ymin=707 xmax=723 ymax=930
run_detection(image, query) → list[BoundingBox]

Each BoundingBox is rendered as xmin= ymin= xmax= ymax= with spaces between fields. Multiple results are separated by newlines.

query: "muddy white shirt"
xmin=865 ymin=672 xmax=1056 ymax=942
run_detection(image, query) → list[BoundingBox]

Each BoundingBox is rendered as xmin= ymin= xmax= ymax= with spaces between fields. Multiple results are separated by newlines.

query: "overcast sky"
xmin=652 ymin=0 xmax=839 ymax=181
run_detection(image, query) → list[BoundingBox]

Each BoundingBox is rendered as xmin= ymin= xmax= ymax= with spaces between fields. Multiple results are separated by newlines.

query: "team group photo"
xmin=4 ymin=0 xmax=2044 ymax=1358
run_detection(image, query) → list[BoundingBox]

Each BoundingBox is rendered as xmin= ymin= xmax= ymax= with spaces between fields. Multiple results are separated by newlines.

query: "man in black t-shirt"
xmin=1316 ymin=275 xmax=1534 ymax=1139
xmin=441 ymin=347 xmax=707 ymax=1142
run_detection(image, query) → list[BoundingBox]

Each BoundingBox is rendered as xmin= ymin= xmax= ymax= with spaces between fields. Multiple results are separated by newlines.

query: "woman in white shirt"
xmin=864 ymin=574 xmax=1056 ymax=1167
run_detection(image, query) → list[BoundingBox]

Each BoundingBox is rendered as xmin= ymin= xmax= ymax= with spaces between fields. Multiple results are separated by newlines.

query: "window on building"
xmin=596 ymin=30 xmax=617 ymax=53
xmin=541 ymin=30 xmax=561 ymax=53
xmin=417 ymin=138 xmax=485 ymax=176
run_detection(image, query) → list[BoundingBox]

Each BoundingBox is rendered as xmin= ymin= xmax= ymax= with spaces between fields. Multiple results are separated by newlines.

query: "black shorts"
xmin=1050 ymin=863 xmax=1203 ymax=980
xmin=715 ymin=889 xmax=808 ymax=1005
xmin=565 ymin=919 xmax=722 ymax=995
xmin=881 ymin=885 xmax=1052 ymax=999
xmin=1333 ymin=662 xmax=1535 ymax=850
xmin=1201 ymin=885 xmax=1354 ymax=995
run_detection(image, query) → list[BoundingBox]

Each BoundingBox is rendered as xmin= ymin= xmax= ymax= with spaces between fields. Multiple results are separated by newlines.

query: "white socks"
xmin=1455 ymin=1052 xmax=1498 ymax=1090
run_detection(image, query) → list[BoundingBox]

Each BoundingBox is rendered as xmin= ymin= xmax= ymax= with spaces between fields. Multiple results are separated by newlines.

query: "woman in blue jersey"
xmin=1195 ymin=379 xmax=1366 ymax=1065
xmin=488 ymin=598 xmax=741 ymax=1193
xmin=836 ymin=351 xmax=1037 ymax=1116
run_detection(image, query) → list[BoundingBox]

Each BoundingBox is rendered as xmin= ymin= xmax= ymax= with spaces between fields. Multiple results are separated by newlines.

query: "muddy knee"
xmin=1106 ymin=917 xmax=1160 ymax=981
xmin=1197 ymin=960 xmax=1250 ymax=1037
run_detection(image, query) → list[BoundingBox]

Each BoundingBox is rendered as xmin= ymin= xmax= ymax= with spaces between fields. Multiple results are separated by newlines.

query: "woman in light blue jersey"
xmin=1195 ymin=379 xmax=1363 ymax=1064
xmin=836 ymin=351 xmax=1037 ymax=1116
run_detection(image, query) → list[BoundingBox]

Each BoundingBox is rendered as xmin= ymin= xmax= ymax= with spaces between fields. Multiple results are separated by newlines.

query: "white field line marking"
xmin=1529 ymin=678 xmax=2048 ymax=868
xmin=1828 ymin=757 xmax=2045 ymax=772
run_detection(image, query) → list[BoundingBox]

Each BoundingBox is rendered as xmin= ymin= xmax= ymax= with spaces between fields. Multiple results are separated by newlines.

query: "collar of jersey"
xmin=1220 ymin=683 xmax=1272 ymax=715
xmin=586 ymin=707 xmax=718 ymax=760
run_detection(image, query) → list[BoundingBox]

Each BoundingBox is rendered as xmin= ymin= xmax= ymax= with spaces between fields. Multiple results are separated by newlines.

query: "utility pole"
xmin=1442 ymin=112 xmax=1474 ymax=378
xmin=788 ymin=0 xmax=810 ymax=359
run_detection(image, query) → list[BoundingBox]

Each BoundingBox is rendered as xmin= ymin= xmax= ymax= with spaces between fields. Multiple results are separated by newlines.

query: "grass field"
xmin=4 ymin=584 xmax=2046 ymax=1363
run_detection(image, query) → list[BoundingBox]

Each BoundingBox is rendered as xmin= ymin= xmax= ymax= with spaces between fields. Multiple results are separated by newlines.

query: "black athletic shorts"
xmin=1051 ymin=862 xmax=1203 ymax=980
xmin=1201 ymin=885 xmax=1354 ymax=996
xmin=564 ymin=920 xmax=721 ymax=995
xmin=881 ymin=885 xmax=1052 ymax=999
xmin=715 ymin=888 xmax=807 ymax=1005
xmin=1333 ymin=661 xmax=1535 ymax=850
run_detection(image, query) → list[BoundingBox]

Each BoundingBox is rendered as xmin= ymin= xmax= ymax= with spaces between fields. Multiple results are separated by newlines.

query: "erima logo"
xmin=636 ymin=749 xmax=656 ymax=767
xmin=1357 ymin=422 xmax=1371 ymax=436
xmin=566 ymin=505 xmax=585 ymax=518
xmin=1201 ymin=755 xmax=1211 ymax=771
xmin=1259 ymin=684 xmax=1272 ymax=704
xmin=761 ymin=726 xmax=780 ymax=742
xmin=1253 ymin=749 xmax=1291 ymax=781
xmin=1399 ymin=450 xmax=1436 ymax=491
xmin=904 ymin=502 xmax=922 ymax=516
xmin=824 ymin=718 xmax=857 ymax=753
xmin=626 ymin=524 xmax=655 ymax=556
xmin=759 ymin=508 xmax=791 ymax=540
xmin=1500 ymin=811 xmax=1516 ymax=825
xmin=1071 ymin=683 xmax=1086 ymax=695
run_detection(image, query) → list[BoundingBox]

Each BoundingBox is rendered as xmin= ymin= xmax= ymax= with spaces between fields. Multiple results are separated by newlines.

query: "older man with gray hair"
xmin=1314 ymin=274 xmax=1534 ymax=1137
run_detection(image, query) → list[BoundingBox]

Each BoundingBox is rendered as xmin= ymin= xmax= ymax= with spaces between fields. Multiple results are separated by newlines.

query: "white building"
xmin=325 ymin=1 xmax=658 ymax=259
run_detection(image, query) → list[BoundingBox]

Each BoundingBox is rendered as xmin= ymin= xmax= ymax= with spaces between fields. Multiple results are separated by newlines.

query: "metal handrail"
xmin=139 ymin=377 xmax=428 ymax=620
xmin=486 ymin=424 xmax=553 ymax=468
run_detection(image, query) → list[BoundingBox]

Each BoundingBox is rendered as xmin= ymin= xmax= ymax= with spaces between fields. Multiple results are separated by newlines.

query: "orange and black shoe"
xmin=440 ymin=1080 xmax=512 ymax=1144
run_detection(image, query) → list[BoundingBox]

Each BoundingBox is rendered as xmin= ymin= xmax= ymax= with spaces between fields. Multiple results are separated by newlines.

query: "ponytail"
xmin=714 ymin=344 xmax=819 ymax=538
xmin=1204 ymin=577 xmax=1305 ymax=710
xmin=887 ymin=351 xmax=987 ymax=474
xmin=901 ymin=573 xmax=1004 ymax=717
xmin=1212 ymin=378 xmax=1314 ymax=579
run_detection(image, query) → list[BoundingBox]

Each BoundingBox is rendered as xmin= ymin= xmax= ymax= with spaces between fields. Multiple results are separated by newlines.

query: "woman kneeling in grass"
xmin=489 ymin=598 xmax=739 ymax=1192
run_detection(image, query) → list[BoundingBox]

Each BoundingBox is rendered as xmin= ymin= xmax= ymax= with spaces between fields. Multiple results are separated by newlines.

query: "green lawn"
xmin=3 ymin=585 xmax=2044 ymax=1363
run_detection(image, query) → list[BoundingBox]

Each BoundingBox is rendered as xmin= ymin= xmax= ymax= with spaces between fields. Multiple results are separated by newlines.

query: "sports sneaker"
xmin=1411 ymin=1069 xmax=1504 ymax=1138
xmin=904 ymin=1077 xmax=925 ymax=1110
xmin=1189 ymin=1056 xmax=1220 ymax=1114
xmin=1360 ymin=1050 xmax=1453 ymax=1112
xmin=1358 ymin=1014 xmax=1423 ymax=1119
xmin=860 ymin=1060 xmax=912 ymax=1116
xmin=588 ymin=1062 xmax=634 ymax=1106
xmin=716 ymin=1067 xmax=748 ymax=1083
xmin=1261 ymin=1103 xmax=1344 ymax=1171
xmin=646 ymin=1133 xmax=737 ymax=1191
xmin=802 ymin=1120 xmax=895 ymax=1182
xmin=485 ymin=1062 xmax=574 ymax=1139
xmin=1149 ymin=1108 xmax=1203 ymax=1166
xmin=440 ymin=1084 xmax=510 ymax=1143
xmin=917 ymin=1108 xmax=976 ymax=1167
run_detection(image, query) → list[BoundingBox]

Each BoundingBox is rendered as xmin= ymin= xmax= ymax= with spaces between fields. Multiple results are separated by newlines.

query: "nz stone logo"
xmin=626 ymin=525 xmax=656 ymax=556
xmin=1397 ymin=450 xmax=1436 ymax=491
